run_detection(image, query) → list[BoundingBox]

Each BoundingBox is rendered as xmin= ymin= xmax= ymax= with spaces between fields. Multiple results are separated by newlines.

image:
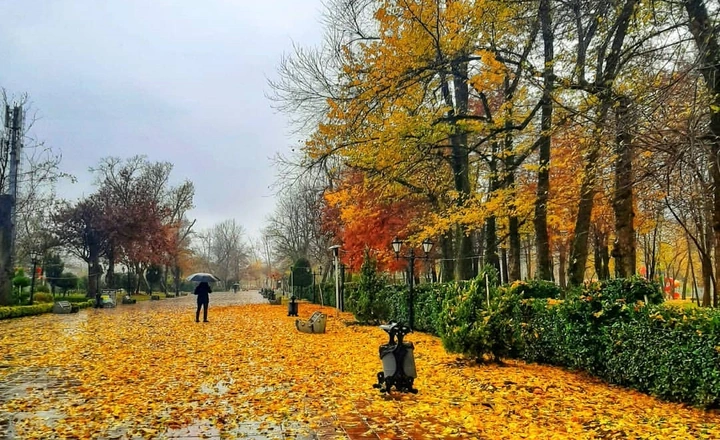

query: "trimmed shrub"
xmin=346 ymin=251 xmax=390 ymax=324
xmin=383 ymin=283 xmax=408 ymax=324
xmin=601 ymin=305 xmax=720 ymax=407
xmin=328 ymin=267 xmax=720 ymax=408
xmin=517 ymin=277 xmax=720 ymax=408
xmin=35 ymin=284 xmax=51 ymax=294
xmin=0 ymin=303 xmax=54 ymax=320
xmin=517 ymin=298 xmax=567 ymax=365
xmin=437 ymin=266 xmax=522 ymax=361
xmin=597 ymin=276 xmax=663 ymax=304
xmin=412 ymin=282 xmax=453 ymax=334
xmin=508 ymin=279 xmax=563 ymax=299
xmin=33 ymin=292 xmax=54 ymax=303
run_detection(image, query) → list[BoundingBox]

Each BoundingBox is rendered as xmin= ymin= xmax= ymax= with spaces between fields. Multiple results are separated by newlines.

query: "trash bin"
xmin=287 ymin=296 xmax=299 ymax=316
xmin=373 ymin=322 xmax=417 ymax=393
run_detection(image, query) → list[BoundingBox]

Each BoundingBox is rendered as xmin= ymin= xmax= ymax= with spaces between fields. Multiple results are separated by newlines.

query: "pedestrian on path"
xmin=193 ymin=281 xmax=212 ymax=322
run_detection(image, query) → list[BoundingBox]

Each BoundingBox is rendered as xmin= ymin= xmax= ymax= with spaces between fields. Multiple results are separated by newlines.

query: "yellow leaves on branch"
xmin=2 ymin=303 xmax=720 ymax=439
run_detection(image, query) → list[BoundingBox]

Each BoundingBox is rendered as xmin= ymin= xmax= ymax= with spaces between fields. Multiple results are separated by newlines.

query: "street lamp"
xmin=392 ymin=237 xmax=434 ymax=330
xmin=29 ymin=250 xmax=41 ymax=304
xmin=329 ymin=245 xmax=342 ymax=311
xmin=290 ymin=265 xmax=294 ymax=298
xmin=287 ymin=265 xmax=298 ymax=317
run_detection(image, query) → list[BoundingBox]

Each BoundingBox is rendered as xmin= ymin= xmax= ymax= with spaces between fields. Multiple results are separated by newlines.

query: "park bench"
xmin=53 ymin=301 xmax=78 ymax=314
xmin=295 ymin=311 xmax=327 ymax=334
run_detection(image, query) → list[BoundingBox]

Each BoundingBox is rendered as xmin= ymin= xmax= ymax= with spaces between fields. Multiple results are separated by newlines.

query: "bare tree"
xmin=197 ymin=219 xmax=249 ymax=288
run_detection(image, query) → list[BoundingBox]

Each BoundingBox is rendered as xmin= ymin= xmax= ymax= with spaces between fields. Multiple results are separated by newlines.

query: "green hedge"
xmin=0 ymin=300 xmax=94 ymax=320
xmin=0 ymin=303 xmax=54 ymax=319
xmin=521 ymin=294 xmax=720 ymax=407
xmin=344 ymin=272 xmax=720 ymax=408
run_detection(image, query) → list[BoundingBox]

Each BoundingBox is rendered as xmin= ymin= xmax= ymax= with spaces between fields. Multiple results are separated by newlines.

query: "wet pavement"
xmin=6 ymin=291 xmax=715 ymax=439
xmin=1 ymin=292 xmax=309 ymax=439
xmin=0 ymin=292 xmax=396 ymax=440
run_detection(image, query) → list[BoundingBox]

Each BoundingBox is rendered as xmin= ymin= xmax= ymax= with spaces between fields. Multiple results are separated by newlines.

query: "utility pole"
xmin=0 ymin=104 xmax=23 ymax=306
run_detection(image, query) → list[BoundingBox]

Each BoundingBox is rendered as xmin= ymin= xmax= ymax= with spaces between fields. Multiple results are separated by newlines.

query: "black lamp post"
xmin=329 ymin=245 xmax=342 ymax=311
xmin=392 ymin=238 xmax=434 ymax=330
xmin=29 ymin=250 xmax=40 ymax=304
xmin=288 ymin=265 xmax=299 ymax=317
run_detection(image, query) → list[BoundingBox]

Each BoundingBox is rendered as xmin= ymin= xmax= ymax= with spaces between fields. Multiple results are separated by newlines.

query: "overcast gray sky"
xmin=0 ymin=0 xmax=324 ymax=240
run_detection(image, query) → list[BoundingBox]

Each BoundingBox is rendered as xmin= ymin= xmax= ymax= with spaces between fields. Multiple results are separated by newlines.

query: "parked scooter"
xmin=373 ymin=321 xmax=417 ymax=393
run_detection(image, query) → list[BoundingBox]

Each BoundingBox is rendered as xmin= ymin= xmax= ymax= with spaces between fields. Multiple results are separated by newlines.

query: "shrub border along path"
xmin=1 ymin=291 xmax=720 ymax=439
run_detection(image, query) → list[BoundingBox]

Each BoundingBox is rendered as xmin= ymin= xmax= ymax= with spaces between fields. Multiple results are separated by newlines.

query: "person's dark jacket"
xmin=194 ymin=282 xmax=212 ymax=302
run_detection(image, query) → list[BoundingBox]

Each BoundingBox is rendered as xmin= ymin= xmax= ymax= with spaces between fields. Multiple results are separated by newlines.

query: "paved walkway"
xmin=0 ymin=291 xmax=394 ymax=440
xmin=3 ymin=291 xmax=720 ymax=439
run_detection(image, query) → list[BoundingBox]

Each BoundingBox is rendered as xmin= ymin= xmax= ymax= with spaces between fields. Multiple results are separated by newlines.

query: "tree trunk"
xmin=569 ymin=168 xmax=598 ymax=285
xmin=593 ymin=232 xmax=602 ymax=280
xmin=525 ymin=238 xmax=533 ymax=279
xmin=558 ymin=240 xmax=567 ymax=290
xmin=701 ymin=250 xmax=712 ymax=307
xmin=601 ymin=240 xmax=611 ymax=280
xmin=450 ymin=63 xmax=474 ymax=281
xmin=173 ymin=259 xmax=181 ymax=295
xmin=505 ymin=162 xmax=521 ymax=281
xmin=88 ymin=254 xmax=101 ymax=298
xmin=485 ymin=215 xmax=500 ymax=273
xmin=508 ymin=213 xmax=522 ymax=282
xmin=682 ymin=257 xmax=690 ymax=300
xmin=485 ymin=151 xmax=500 ymax=274
xmin=162 ymin=264 xmax=169 ymax=295
xmin=0 ymin=196 xmax=13 ymax=306
xmin=474 ymin=229 xmax=484 ymax=276
xmin=105 ymin=246 xmax=115 ymax=289
xmin=568 ymin=0 xmax=636 ymax=285
xmin=593 ymin=230 xmax=610 ymax=280
xmin=612 ymin=95 xmax=636 ymax=278
xmin=500 ymin=247 xmax=509 ymax=284
xmin=440 ymin=235 xmax=455 ymax=283
xmin=534 ymin=0 xmax=554 ymax=281
xmin=684 ymin=0 xmax=720 ymax=306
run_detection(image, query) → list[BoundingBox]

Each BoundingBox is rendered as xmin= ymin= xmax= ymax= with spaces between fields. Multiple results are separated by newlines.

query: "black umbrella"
xmin=186 ymin=273 xmax=220 ymax=283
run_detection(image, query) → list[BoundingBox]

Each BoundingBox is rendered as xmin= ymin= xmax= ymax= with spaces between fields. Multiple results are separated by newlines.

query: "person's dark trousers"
xmin=196 ymin=300 xmax=209 ymax=322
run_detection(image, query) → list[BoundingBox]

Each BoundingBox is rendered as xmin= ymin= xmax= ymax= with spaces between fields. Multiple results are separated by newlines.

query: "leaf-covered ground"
xmin=1 ymin=292 xmax=719 ymax=439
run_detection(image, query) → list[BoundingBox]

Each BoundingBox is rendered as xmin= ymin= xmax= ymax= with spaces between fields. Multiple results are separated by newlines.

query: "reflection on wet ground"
xmin=0 ymin=291 xmax=342 ymax=440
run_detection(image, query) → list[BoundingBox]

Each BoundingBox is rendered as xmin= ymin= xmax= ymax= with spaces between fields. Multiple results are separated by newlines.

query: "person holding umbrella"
xmin=187 ymin=273 xmax=219 ymax=322
xmin=194 ymin=281 xmax=212 ymax=322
